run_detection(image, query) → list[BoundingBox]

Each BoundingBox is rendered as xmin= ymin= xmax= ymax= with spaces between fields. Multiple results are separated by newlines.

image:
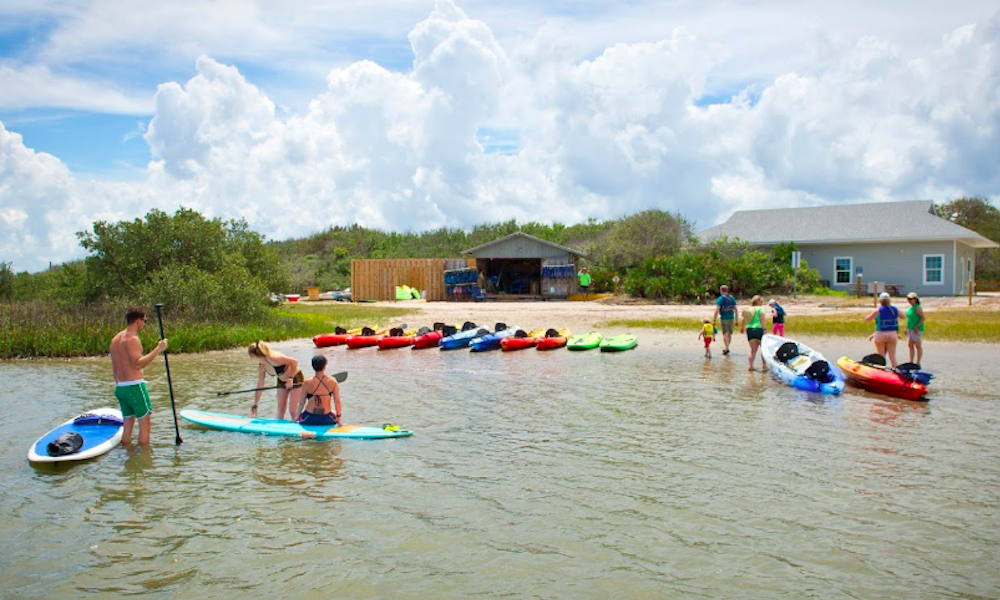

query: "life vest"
xmin=878 ymin=305 xmax=899 ymax=331
xmin=702 ymin=323 xmax=714 ymax=338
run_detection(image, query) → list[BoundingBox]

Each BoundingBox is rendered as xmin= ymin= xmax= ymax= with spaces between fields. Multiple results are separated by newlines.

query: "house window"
xmin=924 ymin=255 xmax=944 ymax=285
xmin=834 ymin=257 xmax=853 ymax=284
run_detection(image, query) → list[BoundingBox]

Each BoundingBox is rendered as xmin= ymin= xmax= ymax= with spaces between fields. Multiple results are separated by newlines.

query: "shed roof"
xmin=462 ymin=231 xmax=588 ymax=259
xmin=697 ymin=200 xmax=999 ymax=248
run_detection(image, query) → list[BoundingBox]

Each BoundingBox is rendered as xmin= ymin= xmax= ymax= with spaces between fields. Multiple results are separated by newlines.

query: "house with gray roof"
xmin=697 ymin=201 xmax=998 ymax=296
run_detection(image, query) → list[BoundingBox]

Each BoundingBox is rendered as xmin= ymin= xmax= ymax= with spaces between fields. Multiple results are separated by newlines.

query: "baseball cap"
xmin=878 ymin=292 xmax=890 ymax=300
xmin=767 ymin=299 xmax=775 ymax=305
xmin=907 ymin=292 xmax=919 ymax=299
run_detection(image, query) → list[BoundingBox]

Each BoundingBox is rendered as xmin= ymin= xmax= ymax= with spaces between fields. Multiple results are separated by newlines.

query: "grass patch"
xmin=601 ymin=308 xmax=1000 ymax=343
xmin=0 ymin=301 xmax=414 ymax=359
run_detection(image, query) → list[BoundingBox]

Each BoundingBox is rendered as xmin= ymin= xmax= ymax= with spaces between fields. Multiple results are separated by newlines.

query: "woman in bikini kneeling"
xmin=298 ymin=354 xmax=342 ymax=425
xmin=248 ymin=340 xmax=303 ymax=420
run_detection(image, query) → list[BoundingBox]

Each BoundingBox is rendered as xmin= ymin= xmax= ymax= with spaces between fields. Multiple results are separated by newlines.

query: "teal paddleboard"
xmin=567 ymin=331 xmax=602 ymax=351
xmin=180 ymin=410 xmax=413 ymax=440
xmin=599 ymin=334 xmax=637 ymax=352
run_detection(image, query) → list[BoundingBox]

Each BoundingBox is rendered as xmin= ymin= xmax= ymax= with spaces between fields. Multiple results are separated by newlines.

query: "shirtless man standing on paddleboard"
xmin=110 ymin=307 xmax=168 ymax=445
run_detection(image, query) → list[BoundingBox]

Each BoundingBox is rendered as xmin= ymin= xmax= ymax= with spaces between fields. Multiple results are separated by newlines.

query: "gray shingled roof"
xmin=462 ymin=231 xmax=589 ymax=257
xmin=697 ymin=200 xmax=999 ymax=248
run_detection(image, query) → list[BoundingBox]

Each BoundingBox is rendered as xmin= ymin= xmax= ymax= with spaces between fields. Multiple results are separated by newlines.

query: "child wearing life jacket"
xmin=698 ymin=318 xmax=717 ymax=358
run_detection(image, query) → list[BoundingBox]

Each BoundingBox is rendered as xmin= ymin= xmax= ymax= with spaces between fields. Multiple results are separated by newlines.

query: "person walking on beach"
xmin=713 ymin=285 xmax=738 ymax=355
xmin=248 ymin=340 xmax=303 ymax=420
xmin=905 ymin=292 xmax=926 ymax=366
xmin=769 ymin=299 xmax=786 ymax=336
xmin=865 ymin=292 xmax=901 ymax=368
xmin=698 ymin=318 xmax=716 ymax=358
xmin=298 ymin=355 xmax=342 ymax=425
xmin=740 ymin=295 xmax=768 ymax=371
xmin=109 ymin=306 xmax=168 ymax=446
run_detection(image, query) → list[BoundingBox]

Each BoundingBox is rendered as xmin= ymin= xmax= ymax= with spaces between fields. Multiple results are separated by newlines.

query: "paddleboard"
xmin=180 ymin=409 xmax=413 ymax=439
xmin=28 ymin=407 xmax=124 ymax=463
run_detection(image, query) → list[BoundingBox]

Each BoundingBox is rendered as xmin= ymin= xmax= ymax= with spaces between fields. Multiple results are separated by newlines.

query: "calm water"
xmin=1 ymin=333 xmax=998 ymax=599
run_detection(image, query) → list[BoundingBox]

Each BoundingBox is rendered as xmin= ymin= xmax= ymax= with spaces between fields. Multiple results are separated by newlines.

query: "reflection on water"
xmin=1 ymin=333 xmax=999 ymax=599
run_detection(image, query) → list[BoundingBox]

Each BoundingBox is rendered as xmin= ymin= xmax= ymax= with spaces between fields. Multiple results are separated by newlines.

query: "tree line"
xmin=3 ymin=197 xmax=997 ymax=315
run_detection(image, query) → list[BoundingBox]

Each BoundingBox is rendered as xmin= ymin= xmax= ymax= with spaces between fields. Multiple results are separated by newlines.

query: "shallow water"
xmin=1 ymin=333 xmax=999 ymax=599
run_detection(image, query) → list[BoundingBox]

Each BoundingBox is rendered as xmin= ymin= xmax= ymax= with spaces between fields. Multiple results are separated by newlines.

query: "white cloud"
xmin=1 ymin=1 xmax=999 ymax=272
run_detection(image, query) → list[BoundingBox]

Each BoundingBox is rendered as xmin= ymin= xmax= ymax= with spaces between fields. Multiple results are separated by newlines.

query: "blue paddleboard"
xmin=180 ymin=410 xmax=413 ymax=440
xmin=27 ymin=407 xmax=124 ymax=463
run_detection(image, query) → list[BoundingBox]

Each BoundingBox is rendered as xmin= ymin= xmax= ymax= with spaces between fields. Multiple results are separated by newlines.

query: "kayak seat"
xmin=361 ymin=326 xmax=376 ymax=336
xmin=494 ymin=322 xmax=507 ymax=332
xmin=335 ymin=326 xmax=347 ymax=334
xmin=514 ymin=329 xmax=528 ymax=338
xmin=545 ymin=328 xmax=559 ymax=338
xmin=861 ymin=353 xmax=887 ymax=367
xmin=441 ymin=325 xmax=458 ymax=337
xmin=775 ymin=342 xmax=799 ymax=363
xmin=804 ymin=360 xmax=831 ymax=382
xmin=461 ymin=321 xmax=477 ymax=331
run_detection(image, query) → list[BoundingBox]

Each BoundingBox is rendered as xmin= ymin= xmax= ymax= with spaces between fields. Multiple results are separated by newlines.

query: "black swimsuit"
xmin=299 ymin=377 xmax=338 ymax=425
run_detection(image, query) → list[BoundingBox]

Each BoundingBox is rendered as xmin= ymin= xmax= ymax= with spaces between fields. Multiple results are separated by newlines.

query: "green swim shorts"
xmin=115 ymin=381 xmax=152 ymax=419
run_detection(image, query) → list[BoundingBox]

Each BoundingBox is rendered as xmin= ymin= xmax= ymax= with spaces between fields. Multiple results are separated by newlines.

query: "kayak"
xmin=761 ymin=334 xmax=844 ymax=394
xmin=412 ymin=330 xmax=444 ymax=349
xmin=377 ymin=326 xmax=419 ymax=350
xmin=567 ymin=331 xmax=602 ymax=351
xmin=471 ymin=326 xmax=520 ymax=352
xmin=346 ymin=334 xmax=382 ymax=349
xmin=837 ymin=357 xmax=930 ymax=401
xmin=600 ymin=334 xmax=637 ymax=352
xmin=500 ymin=332 xmax=537 ymax=351
xmin=440 ymin=324 xmax=485 ymax=350
xmin=377 ymin=335 xmax=413 ymax=349
xmin=28 ymin=408 xmax=124 ymax=463
xmin=536 ymin=328 xmax=571 ymax=350
xmin=181 ymin=410 xmax=413 ymax=439
xmin=313 ymin=326 xmax=364 ymax=347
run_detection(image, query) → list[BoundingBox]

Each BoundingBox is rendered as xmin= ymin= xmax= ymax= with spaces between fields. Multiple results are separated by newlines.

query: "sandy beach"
xmin=362 ymin=293 xmax=1000 ymax=333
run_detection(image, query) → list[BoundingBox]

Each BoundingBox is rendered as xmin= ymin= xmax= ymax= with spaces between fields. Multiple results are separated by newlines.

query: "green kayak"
xmin=599 ymin=334 xmax=637 ymax=352
xmin=567 ymin=331 xmax=602 ymax=351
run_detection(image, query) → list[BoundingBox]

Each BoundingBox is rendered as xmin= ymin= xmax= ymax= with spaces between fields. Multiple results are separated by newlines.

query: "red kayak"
xmin=378 ymin=335 xmax=413 ymax=350
xmin=500 ymin=335 xmax=536 ymax=351
xmin=536 ymin=328 xmax=570 ymax=350
xmin=837 ymin=356 xmax=929 ymax=401
xmin=347 ymin=334 xmax=382 ymax=349
xmin=412 ymin=330 xmax=443 ymax=349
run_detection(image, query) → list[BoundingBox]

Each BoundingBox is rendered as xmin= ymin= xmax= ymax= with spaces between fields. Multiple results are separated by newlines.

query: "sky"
xmin=1 ymin=0 xmax=998 ymax=272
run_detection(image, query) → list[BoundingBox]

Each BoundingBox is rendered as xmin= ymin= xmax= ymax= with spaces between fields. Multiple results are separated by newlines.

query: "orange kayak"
xmin=837 ymin=357 xmax=929 ymax=401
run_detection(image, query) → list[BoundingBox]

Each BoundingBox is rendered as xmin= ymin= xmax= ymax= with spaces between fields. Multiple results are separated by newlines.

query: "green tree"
xmin=77 ymin=208 xmax=286 ymax=319
xmin=591 ymin=210 xmax=694 ymax=273
xmin=0 ymin=262 xmax=13 ymax=300
xmin=935 ymin=196 xmax=1000 ymax=281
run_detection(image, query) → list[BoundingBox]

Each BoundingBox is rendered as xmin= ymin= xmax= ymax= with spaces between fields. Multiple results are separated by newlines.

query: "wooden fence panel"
xmin=352 ymin=259 xmax=458 ymax=301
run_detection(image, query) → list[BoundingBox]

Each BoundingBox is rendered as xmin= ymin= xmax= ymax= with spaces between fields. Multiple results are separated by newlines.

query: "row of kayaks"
xmin=314 ymin=323 xmax=638 ymax=353
xmin=761 ymin=334 xmax=933 ymax=401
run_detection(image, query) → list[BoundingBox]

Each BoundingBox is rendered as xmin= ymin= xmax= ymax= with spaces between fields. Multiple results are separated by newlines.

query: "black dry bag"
xmin=47 ymin=432 xmax=83 ymax=457
xmin=861 ymin=353 xmax=887 ymax=367
xmin=804 ymin=360 xmax=831 ymax=382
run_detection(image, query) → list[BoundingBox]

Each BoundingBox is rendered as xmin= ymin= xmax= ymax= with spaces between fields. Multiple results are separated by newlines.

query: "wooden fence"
xmin=351 ymin=258 xmax=474 ymax=302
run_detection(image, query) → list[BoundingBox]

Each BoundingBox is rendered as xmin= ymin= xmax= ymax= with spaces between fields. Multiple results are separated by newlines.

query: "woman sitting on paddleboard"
xmin=248 ymin=340 xmax=303 ymax=420
xmin=298 ymin=355 xmax=342 ymax=425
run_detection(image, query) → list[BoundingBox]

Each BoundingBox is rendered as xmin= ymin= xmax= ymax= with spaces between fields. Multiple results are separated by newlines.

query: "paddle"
xmin=215 ymin=371 xmax=348 ymax=396
xmin=154 ymin=304 xmax=182 ymax=446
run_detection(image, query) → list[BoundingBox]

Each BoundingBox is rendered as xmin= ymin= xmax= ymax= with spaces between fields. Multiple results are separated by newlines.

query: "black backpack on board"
xmin=47 ymin=432 xmax=83 ymax=457
xmin=775 ymin=342 xmax=799 ymax=363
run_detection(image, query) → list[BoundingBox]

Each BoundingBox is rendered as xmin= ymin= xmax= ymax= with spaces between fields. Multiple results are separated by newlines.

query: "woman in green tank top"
xmin=740 ymin=295 xmax=768 ymax=371
xmin=905 ymin=292 xmax=926 ymax=366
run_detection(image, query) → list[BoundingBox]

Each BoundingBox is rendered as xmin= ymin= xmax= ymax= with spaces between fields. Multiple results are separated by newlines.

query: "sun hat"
xmin=907 ymin=292 xmax=919 ymax=299
xmin=879 ymin=292 xmax=891 ymax=300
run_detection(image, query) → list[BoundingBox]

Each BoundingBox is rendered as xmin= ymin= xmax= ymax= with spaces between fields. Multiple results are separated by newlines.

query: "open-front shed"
xmin=463 ymin=232 xmax=588 ymax=299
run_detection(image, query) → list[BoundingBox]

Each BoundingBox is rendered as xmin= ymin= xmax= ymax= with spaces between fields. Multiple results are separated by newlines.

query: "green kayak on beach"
xmin=567 ymin=331 xmax=602 ymax=351
xmin=599 ymin=334 xmax=637 ymax=352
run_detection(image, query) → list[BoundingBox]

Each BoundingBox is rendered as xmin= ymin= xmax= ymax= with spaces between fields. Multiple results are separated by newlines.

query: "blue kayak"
xmin=470 ymin=326 xmax=520 ymax=352
xmin=440 ymin=326 xmax=485 ymax=350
